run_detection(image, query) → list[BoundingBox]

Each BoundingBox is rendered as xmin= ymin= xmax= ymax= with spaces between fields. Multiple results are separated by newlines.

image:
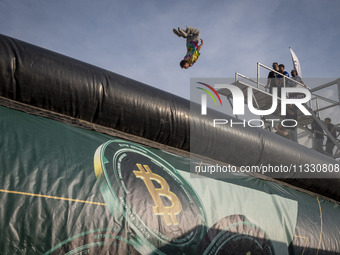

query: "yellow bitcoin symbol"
xmin=133 ymin=164 xmax=182 ymax=225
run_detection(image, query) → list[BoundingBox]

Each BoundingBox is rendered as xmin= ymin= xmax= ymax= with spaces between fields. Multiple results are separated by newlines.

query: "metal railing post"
xmin=257 ymin=62 xmax=260 ymax=88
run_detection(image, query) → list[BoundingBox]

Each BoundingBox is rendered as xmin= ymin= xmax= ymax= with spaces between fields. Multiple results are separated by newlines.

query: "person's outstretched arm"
xmin=197 ymin=39 xmax=204 ymax=51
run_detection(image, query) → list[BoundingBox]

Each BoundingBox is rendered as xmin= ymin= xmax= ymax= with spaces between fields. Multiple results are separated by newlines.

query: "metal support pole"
xmin=257 ymin=63 xmax=260 ymax=88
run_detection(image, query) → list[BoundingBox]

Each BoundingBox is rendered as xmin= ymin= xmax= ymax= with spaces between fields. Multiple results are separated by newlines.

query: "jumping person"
xmin=173 ymin=26 xmax=204 ymax=69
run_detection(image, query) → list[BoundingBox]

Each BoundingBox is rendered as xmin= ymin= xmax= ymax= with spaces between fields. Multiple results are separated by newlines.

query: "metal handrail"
xmin=235 ymin=73 xmax=260 ymax=87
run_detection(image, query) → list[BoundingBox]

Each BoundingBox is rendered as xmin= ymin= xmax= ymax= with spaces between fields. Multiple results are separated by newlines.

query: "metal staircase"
xmin=218 ymin=63 xmax=340 ymax=160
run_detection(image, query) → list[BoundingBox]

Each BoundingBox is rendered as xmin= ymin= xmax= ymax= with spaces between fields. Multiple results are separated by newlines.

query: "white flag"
xmin=289 ymin=47 xmax=302 ymax=77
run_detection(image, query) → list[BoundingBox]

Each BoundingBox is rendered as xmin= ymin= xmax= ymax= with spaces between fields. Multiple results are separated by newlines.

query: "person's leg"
xmin=291 ymin=128 xmax=298 ymax=142
xmin=277 ymin=84 xmax=282 ymax=98
xmin=312 ymin=138 xmax=317 ymax=150
xmin=269 ymin=84 xmax=273 ymax=94
xmin=173 ymin=28 xmax=182 ymax=37
xmin=326 ymin=143 xmax=335 ymax=155
xmin=316 ymin=139 xmax=324 ymax=153
xmin=286 ymin=128 xmax=295 ymax=142
xmin=185 ymin=26 xmax=200 ymax=44
xmin=177 ymin=27 xmax=188 ymax=38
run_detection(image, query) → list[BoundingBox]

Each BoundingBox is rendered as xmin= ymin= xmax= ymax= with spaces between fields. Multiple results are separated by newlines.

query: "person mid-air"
xmin=173 ymin=26 xmax=204 ymax=69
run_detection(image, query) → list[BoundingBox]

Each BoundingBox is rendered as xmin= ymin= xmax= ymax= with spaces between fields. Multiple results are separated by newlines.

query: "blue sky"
xmin=1 ymin=0 xmax=339 ymax=106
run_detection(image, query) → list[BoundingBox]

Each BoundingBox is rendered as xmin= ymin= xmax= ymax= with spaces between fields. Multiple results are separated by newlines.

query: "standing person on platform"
xmin=289 ymin=70 xmax=305 ymax=87
xmin=285 ymin=104 xmax=298 ymax=142
xmin=277 ymin=64 xmax=289 ymax=98
xmin=324 ymin=117 xmax=336 ymax=155
xmin=288 ymin=70 xmax=307 ymax=99
xmin=311 ymin=115 xmax=325 ymax=153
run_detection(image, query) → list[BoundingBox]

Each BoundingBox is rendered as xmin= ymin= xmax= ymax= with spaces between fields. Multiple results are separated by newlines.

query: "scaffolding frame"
xmin=218 ymin=63 xmax=340 ymax=160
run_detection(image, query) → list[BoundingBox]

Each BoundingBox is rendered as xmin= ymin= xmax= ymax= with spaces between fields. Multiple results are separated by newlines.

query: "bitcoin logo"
xmin=133 ymin=164 xmax=182 ymax=225
xmin=94 ymin=140 xmax=206 ymax=250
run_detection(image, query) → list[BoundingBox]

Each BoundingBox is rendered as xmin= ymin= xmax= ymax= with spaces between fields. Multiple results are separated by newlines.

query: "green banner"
xmin=0 ymin=106 xmax=339 ymax=254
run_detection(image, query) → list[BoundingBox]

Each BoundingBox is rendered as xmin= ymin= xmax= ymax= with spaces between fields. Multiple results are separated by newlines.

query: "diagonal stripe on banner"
xmin=0 ymin=189 xmax=107 ymax=206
